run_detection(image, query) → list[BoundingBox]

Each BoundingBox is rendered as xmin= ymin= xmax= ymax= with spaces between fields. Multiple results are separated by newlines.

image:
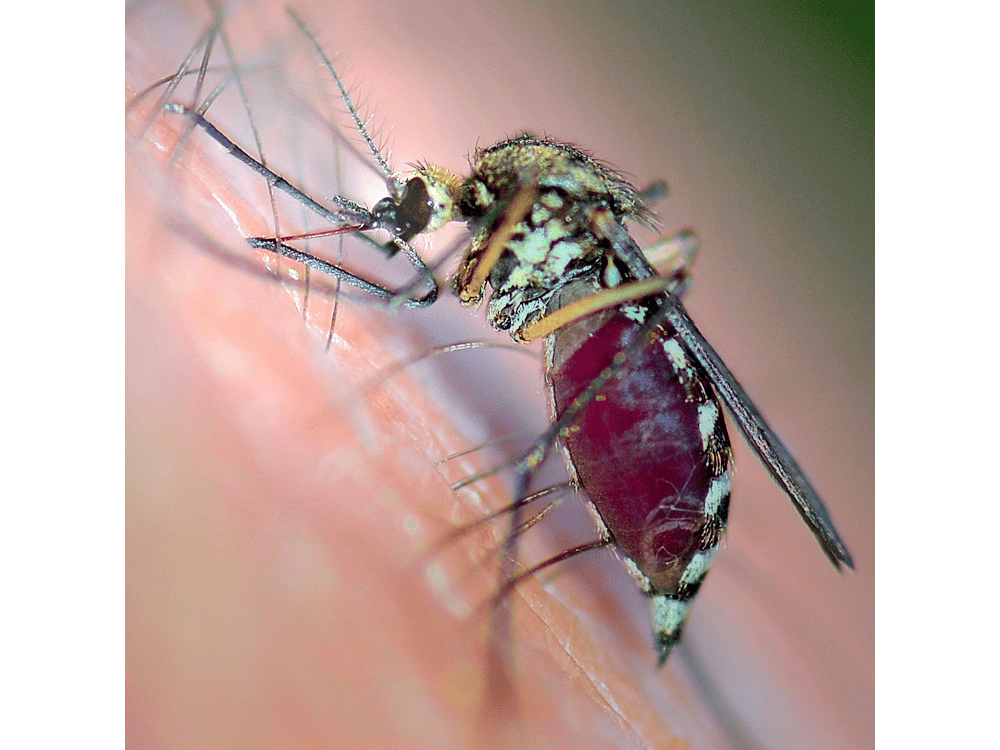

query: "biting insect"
xmin=143 ymin=8 xmax=853 ymax=667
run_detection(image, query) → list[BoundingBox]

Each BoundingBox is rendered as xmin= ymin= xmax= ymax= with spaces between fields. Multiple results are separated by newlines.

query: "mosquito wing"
xmin=660 ymin=292 xmax=855 ymax=570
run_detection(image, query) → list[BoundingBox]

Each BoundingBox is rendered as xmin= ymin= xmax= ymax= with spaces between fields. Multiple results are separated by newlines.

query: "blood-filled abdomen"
xmin=546 ymin=302 xmax=732 ymax=662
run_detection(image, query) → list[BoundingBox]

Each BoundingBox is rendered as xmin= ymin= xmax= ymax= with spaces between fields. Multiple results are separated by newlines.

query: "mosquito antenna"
xmin=287 ymin=8 xmax=394 ymax=179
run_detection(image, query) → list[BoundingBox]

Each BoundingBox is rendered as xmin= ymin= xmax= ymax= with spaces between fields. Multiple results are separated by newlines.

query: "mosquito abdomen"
xmin=546 ymin=302 xmax=733 ymax=661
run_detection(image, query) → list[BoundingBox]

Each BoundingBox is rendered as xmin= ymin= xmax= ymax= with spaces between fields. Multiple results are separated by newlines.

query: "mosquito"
xmin=138 ymin=7 xmax=853 ymax=668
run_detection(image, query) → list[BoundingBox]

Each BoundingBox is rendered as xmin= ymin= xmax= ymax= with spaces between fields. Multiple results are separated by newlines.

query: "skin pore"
xmin=126 ymin=2 xmax=873 ymax=748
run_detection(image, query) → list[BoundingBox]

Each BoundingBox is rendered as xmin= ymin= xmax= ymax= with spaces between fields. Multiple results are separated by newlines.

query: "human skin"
xmin=126 ymin=2 xmax=873 ymax=749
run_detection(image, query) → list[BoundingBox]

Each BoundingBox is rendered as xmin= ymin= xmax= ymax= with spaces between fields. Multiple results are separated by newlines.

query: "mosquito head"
xmin=371 ymin=164 xmax=463 ymax=241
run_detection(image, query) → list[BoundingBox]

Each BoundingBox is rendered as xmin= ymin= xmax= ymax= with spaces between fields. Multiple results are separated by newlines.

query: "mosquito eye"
xmin=371 ymin=178 xmax=432 ymax=241
xmin=396 ymin=178 xmax=433 ymax=239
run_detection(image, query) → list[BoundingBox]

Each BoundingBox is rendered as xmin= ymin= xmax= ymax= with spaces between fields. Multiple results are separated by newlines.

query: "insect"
xmin=133 ymin=7 xmax=853 ymax=670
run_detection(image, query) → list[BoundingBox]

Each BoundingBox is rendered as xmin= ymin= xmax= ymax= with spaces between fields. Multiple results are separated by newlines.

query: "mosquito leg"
xmin=163 ymin=103 xmax=373 ymax=227
xmin=644 ymin=229 xmax=699 ymax=297
xmin=246 ymin=237 xmax=432 ymax=305
xmin=638 ymin=179 xmax=668 ymax=206
xmin=423 ymin=483 xmax=571 ymax=562
xmin=490 ymin=538 xmax=610 ymax=609
xmin=520 ymin=276 xmax=675 ymax=342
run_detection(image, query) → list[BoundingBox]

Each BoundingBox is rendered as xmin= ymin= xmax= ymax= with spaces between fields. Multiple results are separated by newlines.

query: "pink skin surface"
xmin=126 ymin=2 xmax=873 ymax=749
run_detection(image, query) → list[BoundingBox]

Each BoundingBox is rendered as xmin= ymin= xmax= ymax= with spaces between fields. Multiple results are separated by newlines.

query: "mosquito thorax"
xmin=459 ymin=135 xmax=653 ymax=219
xmin=452 ymin=135 xmax=657 ymax=341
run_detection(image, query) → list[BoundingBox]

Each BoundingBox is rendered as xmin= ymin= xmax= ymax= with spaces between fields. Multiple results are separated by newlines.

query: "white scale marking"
xmin=620 ymin=555 xmax=653 ymax=594
xmin=650 ymin=595 xmax=689 ymax=636
xmin=697 ymin=401 xmax=720 ymax=451
xmin=620 ymin=304 xmax=645 ymax=324
xmin=704 ymin=473 xmax=731 ymax=519
xmin=680 ymin=549 xmax=716 ymax=586
xmin=662 ymin=337 xmax=689 ymax=373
